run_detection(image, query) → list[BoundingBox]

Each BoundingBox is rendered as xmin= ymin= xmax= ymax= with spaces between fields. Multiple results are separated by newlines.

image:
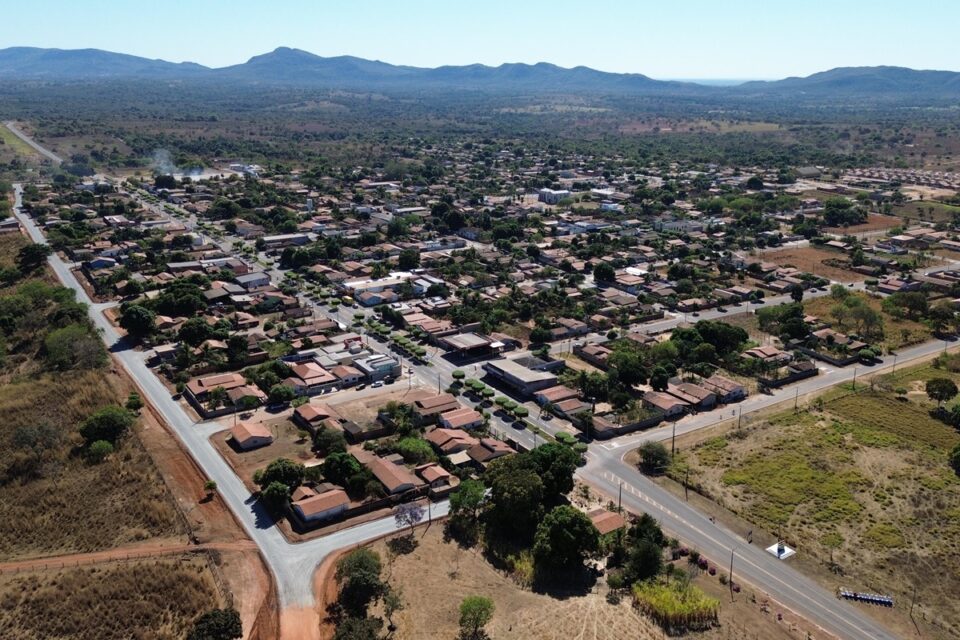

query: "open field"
xmin=329 ymin=387 xmax=432 ymax=425
xmin=824 ymin=213 xmax=901 ymax=235
xmin=672 ymin=363 xmax=960 ymax=638
xmin=357 ymin=524 xmax=821 ymax=640
xmin=803 ymin=291 xmax=933 ymax=352
xmin=0 ymin=556 xmax=222 ymax=640
xmin=0 ymin=125 xmax=42 ymax=160
xmin=891 ymin=199 xmax=960 ymax=224
xmin=760 ymin=246 xmax=865 ymax=282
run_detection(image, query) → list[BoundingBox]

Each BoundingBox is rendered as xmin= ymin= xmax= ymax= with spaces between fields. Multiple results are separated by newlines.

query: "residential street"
xmin=13 ymin=175 xmax=917 ymax=638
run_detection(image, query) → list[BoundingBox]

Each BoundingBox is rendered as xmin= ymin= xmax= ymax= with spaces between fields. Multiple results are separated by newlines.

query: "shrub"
xmin=87 ymin=440 xmax=114 ymax=463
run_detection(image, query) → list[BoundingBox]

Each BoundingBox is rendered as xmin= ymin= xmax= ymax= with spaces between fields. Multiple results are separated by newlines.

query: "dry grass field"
xmin=0 ymin=557 xmax=222 ymax=640
xmin=760 ymin=245 xmax=864 ymax=282
xmin=673 ymin=363 xmax=960 ymax=638
xmin=824 ymin=213 xmax=902 ymax=235
xmin=803 ymin=291 xmax=933 ymax=351
xmin=364 ymin=526 xmax=816 ymax=640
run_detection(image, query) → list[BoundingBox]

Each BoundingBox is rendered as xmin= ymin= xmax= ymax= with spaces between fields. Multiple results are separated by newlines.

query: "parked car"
xmin=372 ymin=380 xmax=384 ymax=388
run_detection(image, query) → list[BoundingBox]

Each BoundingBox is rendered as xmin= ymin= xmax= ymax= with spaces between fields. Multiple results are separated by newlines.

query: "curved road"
xmin=13 ymin=170 xmax=910 ymax=639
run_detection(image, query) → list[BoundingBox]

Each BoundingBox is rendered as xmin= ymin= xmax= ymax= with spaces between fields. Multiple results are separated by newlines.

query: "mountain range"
xmin=2 ymin=46 xmax=959 ymax=98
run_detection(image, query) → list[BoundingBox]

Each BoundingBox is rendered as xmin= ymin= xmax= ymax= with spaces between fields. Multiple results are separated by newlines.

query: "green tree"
xmin=178 ymin=316 xmax=214 ymax=346
xmin=187 ymin=607 xmax=242 ymax=640
xmin=79 ymin=405 xmax=134 ymax=444
xmin=313 ymin=427 xmax=348 ymax=457
xmin=593 ymin=261 xmax=616 ymax=283
xmin=336 ymin=548 xmax=384 ymax=617
xmin=119 ymin=304 xmax=156 ymax=338
xmin=926 ymin=377 xmax=958 ymax=407
xmin=529 ymin=442 xmax=580 ymax=503
xmin=789 ymin=283 xmax=804 ymax=303
xmin=44 ymin=323 xmax=106 ymax=370
xmin=395 ymin=437 xmax=436 ymax=464
xmin=253 ymin=457 xmax=305 ymax=491
xmin=624 ymin=539 xmax=664 ymax=584
xmin=268 ymin=383 xmax=296 ymax=405
xmin=649 ymin=366 xmax=670 ymax=392
xmin=16 ymin=243 xmax=52 ymax=272
xmin=638 ymin=441 xmax=670 ymax=474
xmin=533 ymin=505 xmax=600 ymax=572
xmin=260 ymin=481 xmax=291 ymax=511
xmin=397 ymin=248 xmax=420 ymax=270
xmin=322 ymin=451 xmax=362 ymax=486
xmin=458 ymin=596 xmax=495 ymax=640
xmin=950 ymin=443 xmax=960 ymax=475
xmin=448 ymin=478 xmax=486 ymax=541
xmin=484 ymin=466 xmax=544 ymax=541
xmin=333 ymin=617 xmax=383 ymax=640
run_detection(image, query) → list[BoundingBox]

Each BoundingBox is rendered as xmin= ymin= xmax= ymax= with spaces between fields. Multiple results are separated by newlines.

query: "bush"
xmin=638 ymin=441 xmax=670 ymax=474
xmin=79 ymin=406 xmax=134 ymax=444
xmin=87 ymin=440 xmax=114 ymax=463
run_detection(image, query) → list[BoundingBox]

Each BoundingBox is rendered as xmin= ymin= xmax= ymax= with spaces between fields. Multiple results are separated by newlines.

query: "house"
xmin=292 ymin=488 xmax=350 ymax=523
xmin=482 ymin=357 xmax=560 ymax=396
xmin=574 ymin=343 xmax=612 ymax=369
xmin=236 ymin=272 xmax=271 ymax=290
xmin=185 ymin=372 xmax=257 ymax=408
xmin=425 ymin=428 xmax=479 ymax=454
xmin=230 ymin=421 xmax=274 ymax=450
xmin=416 ymin=462 xmax=455 ymax=493
xmin=534 ymin=385 xmax=580 ymax=406
xmin=413 ymin=393 xmax=461 ymax=424
xmin=666 ymin=383 xmax=716 ymax=411
xmin=438 ymin=407 xmax=485 ymax=430
xmin=292 ymin=403 xmax=339 ymax=433
xmin=742 ymin=345 xmax=792 ymax=365
xmin=538 ymin=188 xmax=572 ymax=204
xmin=701 ymin=375 xmax=747 ymax=403
xmin=642 ymin=391 xmax=689 ymax=418
xmin=366 ymin=457 xmax=420 ymax=495
xmin=588 ymin=509 xmax=626 ymax=536
xmin=286 ymin=362 xmax=338 ymax=395
xmin=329 ymin=364 xmax=364 ymax=387
xmin=467 ymin=438 xmax=514 ymax=466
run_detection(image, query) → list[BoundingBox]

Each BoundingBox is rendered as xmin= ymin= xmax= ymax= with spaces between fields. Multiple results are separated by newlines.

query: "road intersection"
xmin=13 ymin=176 xmax=917 ymax=638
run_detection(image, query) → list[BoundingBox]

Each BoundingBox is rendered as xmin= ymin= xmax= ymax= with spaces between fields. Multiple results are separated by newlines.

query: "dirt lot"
xmin=212 ymin=417 xmax=316 ymax=491
xmin=824 ymin=213 xmax=901 ymax=235
xmin=761 ymin=246 xmax=865 ymax=282
xmin=329 ymin=386 xmax=433 ymax=425
xmin=326 ymin=524 xmax=830 ymax=640
xmin=671 ymin=364 xmax=960 ymax=640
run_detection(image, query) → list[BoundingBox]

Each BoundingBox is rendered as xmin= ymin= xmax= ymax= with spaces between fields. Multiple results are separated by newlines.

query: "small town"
xmin=2 ymin=4 xmax=960 ymax=640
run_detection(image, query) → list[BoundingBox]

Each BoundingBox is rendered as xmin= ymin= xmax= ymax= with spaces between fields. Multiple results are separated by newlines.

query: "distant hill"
xmin=0 ymin=46 xmax=208 ymax=79
xmin=738 ymin=66 xmax=960 ymax=96
xmin=1 ymin=46 xmax=959 ymax=100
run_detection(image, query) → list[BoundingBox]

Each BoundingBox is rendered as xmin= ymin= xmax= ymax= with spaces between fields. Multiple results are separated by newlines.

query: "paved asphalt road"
xmin=4 ymin=121 xmax=63 ymax=164
xmin=13 ymin=184 xmax=449 ymax=609
xmin=12 ymin=158 xmax=922 ymax=638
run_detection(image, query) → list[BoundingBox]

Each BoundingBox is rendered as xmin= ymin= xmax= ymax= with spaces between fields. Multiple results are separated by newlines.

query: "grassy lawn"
xmin=803 ymin=291 xmax=932 ymax=352
xmin=673 ymin=362 xmax=960 ymax=634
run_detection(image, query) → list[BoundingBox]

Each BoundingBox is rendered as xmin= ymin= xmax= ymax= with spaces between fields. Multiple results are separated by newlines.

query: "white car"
xmin=372 ymin=380 xmax=384 ymax=388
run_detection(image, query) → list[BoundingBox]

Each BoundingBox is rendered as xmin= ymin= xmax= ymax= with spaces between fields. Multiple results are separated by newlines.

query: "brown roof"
xmin=367 ymin=457 xmax=420 ymax=494
xmin=439 ymin=407 xmax=484 ymax=429
xmin=416 ymin=462 xmax=451 ymax=484
xmin=536 ymin=385 xmax=580 ymax=403
xmin=230 ymin=421 xmax=272 ymax=444
xmin=294 ymin=403 xmax=337 ymax=423
xmin=588 ymin=509 xmax=626 ymax=536
xmin=467 ymin=438 xmax=514 ymax=464
xmin=294 ymin=489 xmax=349 ymax=517
xmin=425 ymin=428 xmax=479 ymax=453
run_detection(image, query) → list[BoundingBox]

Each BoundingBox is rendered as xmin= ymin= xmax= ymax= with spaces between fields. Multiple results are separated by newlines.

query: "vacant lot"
xmin=361 ymin=525 xmax=817 ymax=640
xmin=803 ymin=291 xmax=933 ymax=351
xmin=213 ymin=417 xmax=315 ymax=490
xmin=891 ymin=199 xmax=960 ymax=224
xmin=675 ymin=366 xmax=960 ymax=637
xmin=761 ymin=245 xmax=864 ymax=282
xmin=0 ymin=370 xmax=184 ymax=559
xmin=0 ymin=557 xmax=222 ymax=640
xmin=824 ymin=213 xmax=901 ymax=235
xmin=330 ymin=387 xmax=432 ymax=425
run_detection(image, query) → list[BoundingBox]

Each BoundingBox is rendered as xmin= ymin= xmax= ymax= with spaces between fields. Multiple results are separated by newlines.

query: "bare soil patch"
xmin=761 ymin=246 xmax=865 ymax=282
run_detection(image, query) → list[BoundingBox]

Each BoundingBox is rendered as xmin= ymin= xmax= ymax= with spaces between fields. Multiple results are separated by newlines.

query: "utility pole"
xmin=729 ymin=547 xmax=737 ymax=602
xmin=851 ymin=366 xmax=857 ymax=390
xmin=671 ymin=420 xmax=677 ymax=457
xmin=618 ymin=481 xmax=623 ymax=513
xmin=737 ymin=407 xmax=742 ymax=431
xmin=892 ymin=353 xmax=897 ymax=373
xmin=684 ymin=467 xmax=689 ymax=501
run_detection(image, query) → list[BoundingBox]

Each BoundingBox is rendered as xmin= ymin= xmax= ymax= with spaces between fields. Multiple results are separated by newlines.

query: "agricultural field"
xmin=672 ymin=362 xmax=960 ymax=638
xmin=0 ymin=557 xmax=222 ymax=640
xmin=803 ymin=291 xmax=933 ymax=352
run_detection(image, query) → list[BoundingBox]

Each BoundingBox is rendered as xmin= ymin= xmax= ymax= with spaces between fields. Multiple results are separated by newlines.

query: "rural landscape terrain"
xmin=3 ymin=4 xmax=960 ymax=639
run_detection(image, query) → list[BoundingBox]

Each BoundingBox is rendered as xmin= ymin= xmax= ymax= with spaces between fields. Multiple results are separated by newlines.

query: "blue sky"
xmin=7 ymin=0 xmax=959 ymax=79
